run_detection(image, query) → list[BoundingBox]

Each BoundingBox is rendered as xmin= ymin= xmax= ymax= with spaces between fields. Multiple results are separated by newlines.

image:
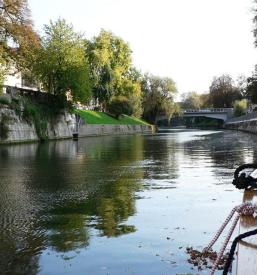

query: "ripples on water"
xmin=0 ymin=129 xmax=256 ymax=274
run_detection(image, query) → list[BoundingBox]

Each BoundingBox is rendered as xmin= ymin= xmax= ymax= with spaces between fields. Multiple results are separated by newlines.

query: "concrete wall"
xmin=78 ymin=124 xmax=154 ymax=137
xmin=225 ymin=119 xmax=257 ymax=134
xmin=0 ymin=106 xmax=154 ymax=144
xmin=225 ymin=112 xmax=257 ymax=134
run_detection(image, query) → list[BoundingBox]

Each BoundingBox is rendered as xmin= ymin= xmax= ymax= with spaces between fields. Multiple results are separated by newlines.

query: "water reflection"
xmin=182 ymin=130 xmax=257 ymax=182
xmin=0 ymin=136 xmax=146 ymax=274
xmin=1 ymin=130 xmax=257 ymax=274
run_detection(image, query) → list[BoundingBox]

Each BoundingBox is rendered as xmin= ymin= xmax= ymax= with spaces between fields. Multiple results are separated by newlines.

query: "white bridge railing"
xmin=183 ymin=108 xmax=233 ymax=113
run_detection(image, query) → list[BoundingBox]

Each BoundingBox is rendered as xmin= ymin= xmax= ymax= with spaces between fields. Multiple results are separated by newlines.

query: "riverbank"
xmin=225 ymin=112 xmax=257 ymax=134
xmin=77 ymin=110 xmax=150 ymax=125
xmin=0 ymin=104 xmax=154 ymax=144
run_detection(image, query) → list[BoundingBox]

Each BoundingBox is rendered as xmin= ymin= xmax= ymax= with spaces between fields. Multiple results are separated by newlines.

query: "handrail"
xmin=183 ymin=108 xmax=233 ymax=113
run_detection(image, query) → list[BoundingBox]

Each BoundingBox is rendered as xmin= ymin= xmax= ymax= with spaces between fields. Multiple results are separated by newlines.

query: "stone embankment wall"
xmin=225 ymin=112 xmax=257 ymax=134
xmin=78 ymin=124 xmax=154 ymax=137
xmin=0 ymin=106 xmax=76 ymax=143
xmin=0 ymin=106 xmax=154 ymax=144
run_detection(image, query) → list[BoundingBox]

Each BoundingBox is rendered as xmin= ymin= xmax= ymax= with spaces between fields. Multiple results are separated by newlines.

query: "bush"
xmin=233 ymin=99 xmax=247 ymax=117
xmin=129 ymin=95 xmax=142 ymax=118
xmin=0 ymin=97 xmax=10 ymax=106
xmin=21 ymin=98 xmax=58 ymax=141
xmin=107 ymin=96 xmax=133 ymax=119
xmin=0 ymin=72 xmax=4 ymax=96
xmin=0 ymin=114 xmax=12 ymax=140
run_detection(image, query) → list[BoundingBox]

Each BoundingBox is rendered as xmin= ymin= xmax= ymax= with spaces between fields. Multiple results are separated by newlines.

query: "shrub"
xmin=107 ymin=96 xmax=133 ymax=119
xmin=233 ymin=99 xmax=248 ymax=117
xmin=129 ymin=95 xmax=142 ymax=118
xmin=10 ymin=98 xmax=22 ymax=115
xmin=22 ymin=98 xmax=53 ymax=141
xmin=0 ymin=97 xmax=10 ymax=106
xmin=0 ymin=72 xmax=4 ymax=96
xmin=0 ymin=114 xmax=12 ymax=140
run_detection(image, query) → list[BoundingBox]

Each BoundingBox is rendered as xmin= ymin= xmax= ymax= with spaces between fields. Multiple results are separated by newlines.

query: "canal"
xmin=0 ymin=129 xmax=256 ymax=274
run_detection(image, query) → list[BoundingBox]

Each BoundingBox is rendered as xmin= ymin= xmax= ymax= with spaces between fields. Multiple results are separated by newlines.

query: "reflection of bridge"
xmin=157 ymin=108 xmax=234 ymax=123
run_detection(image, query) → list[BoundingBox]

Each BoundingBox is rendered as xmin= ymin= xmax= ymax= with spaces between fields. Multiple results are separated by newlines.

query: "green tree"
xmin=199 ymin=93 xmax=210 ymax=108
xmin=181 ymin=92 xmax=202 ymax=109
xmin=0 ymin=0 xmax=39 ymax=70
xmin=163 ymin=100 xmax=180 ymax=125
xmin=34 ymin=19 xmax=91 ymax=103
xmin=117 ymin=69 xmax=142 ymax=117
xmin=142 ymin=74 xmax=177 ymax=124
xmin=107 ymin=95 xmax=133 ymax=119
xmin=0 ymin=56 xmax=5 ymax=94
xmin=209 ymin=74 xmax=242 ymax=108
xmin=86 ymin=30 xmax=141 ymax=111
xmin=246 ymin=74 xmax=257 ymax=104
xmin=233 ymin=99 xmax=248 ymax=117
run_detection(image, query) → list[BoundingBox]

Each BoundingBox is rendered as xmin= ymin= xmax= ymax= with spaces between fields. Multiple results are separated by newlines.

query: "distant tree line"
xmin=0 ymin=0 xmax=179 ymax=124
xmin=181 ymin=74 xmax=245 ymax=106
xmin=180 ymin=74 xmax=248 ymax=117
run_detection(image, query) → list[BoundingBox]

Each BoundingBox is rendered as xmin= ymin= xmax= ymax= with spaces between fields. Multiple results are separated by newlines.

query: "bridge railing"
xmin=183 ymin=108 xmax=233 ymax=113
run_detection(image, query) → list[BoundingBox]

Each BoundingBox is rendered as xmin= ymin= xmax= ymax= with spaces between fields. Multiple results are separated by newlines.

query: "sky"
xmin=28 ymin=0 xmax=257 ymax=95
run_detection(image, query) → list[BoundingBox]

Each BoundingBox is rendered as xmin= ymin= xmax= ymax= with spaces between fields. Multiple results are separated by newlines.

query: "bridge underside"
xmin=183 ymin=113 xmax=227 ymax=121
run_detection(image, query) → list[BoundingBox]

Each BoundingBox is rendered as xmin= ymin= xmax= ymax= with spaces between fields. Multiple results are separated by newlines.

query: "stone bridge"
xmin=156 ymin=108 xmax=234 ymax=123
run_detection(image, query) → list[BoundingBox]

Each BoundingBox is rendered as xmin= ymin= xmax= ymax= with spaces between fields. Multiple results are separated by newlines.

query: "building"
xmin=3 ymin=65 xmax=40 ymax=95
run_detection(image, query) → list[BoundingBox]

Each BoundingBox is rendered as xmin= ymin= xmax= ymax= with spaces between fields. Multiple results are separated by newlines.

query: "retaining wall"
xmin=78 ymin=124 xmax=154 ymax=137
xmin=0 ymin=106 xmax=154 ymax=144
xmin=0 ymin=106 xmax=76 ymax=143
xmin=225 ymin=119 xmax=257 ymax=134
xmin=225 ymin=112 xmax=257 ymax=134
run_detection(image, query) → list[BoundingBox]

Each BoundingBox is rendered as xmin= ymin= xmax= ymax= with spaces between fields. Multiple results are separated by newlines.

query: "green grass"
xmin=76 ymin=110 xmax=150 ymax=125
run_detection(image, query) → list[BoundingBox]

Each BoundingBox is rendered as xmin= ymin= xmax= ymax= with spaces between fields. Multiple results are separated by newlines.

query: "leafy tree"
xmin=34 ymin=19 xmax=91 ymax=102
xmin=86 ymin=30 xmax=140 ymax=109
xmin=181 ymin=92 xmax=211 ymax=109
xmin=142 ymin=74 xmax=177 ymax=124
xmin=116 ymin=69 xmax=142 ymax=117
xmin=247 ymin=2 xmax=257 ymax=104
xmin=0 ymin=56 xmax=5 ymax=94
xmin=199 ymin=93 xmax=210 ymax=108
xmin=233 ymin=99 xmax=248 ymax=117
xmin=181 ymin=92 xmax=202 ymax=109
xmin=236 ymin=75 xmax=247 ymax=96
xmin=0 ymin=0 xmax=39 ymax=70
xmin=107 ymin=96 xmax=133 ymax=119
xmin=163 ymin=100 xmax=180 ymax=125
xmin=209 ymin=74 xmax=242 ymax=108
xmin=246 ymin=74 xmax=257 ymax=104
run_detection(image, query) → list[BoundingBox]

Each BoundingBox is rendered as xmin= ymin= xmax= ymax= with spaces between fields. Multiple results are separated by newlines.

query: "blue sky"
xmin=28 ymin=0 xmax=257 ymax=94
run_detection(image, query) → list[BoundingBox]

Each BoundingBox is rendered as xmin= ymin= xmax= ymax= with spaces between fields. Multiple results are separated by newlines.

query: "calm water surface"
xmin=1 ymin=129 xmax=257 ymax=275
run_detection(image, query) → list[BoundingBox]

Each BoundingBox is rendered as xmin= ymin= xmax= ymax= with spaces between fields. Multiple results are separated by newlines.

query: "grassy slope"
xmin=77 ymin=110 xmax=150 ymax=125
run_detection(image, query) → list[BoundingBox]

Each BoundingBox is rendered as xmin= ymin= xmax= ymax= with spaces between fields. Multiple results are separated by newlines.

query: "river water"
xmin=0 ymin=129 xmax=256 ymax=275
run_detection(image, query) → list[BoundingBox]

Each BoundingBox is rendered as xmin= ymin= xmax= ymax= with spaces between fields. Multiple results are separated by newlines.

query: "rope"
xmin=223 ymin=228 xmax=257 ymax=275
xmin=210 ymin=215 xmax=239 ymax=275
xmin=203 ymin=202 xmax=257 ymax=275
xmin=203 ymin=206 xmax=238 ymax=251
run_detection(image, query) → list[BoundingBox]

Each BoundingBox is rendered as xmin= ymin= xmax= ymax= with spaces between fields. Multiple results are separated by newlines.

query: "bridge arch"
xmin=156 ymin=108 xmax=233 ymax=124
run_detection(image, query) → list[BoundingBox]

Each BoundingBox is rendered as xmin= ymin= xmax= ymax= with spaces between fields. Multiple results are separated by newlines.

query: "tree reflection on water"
xmin=1 ymin=130 xmax=257 ymax=274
